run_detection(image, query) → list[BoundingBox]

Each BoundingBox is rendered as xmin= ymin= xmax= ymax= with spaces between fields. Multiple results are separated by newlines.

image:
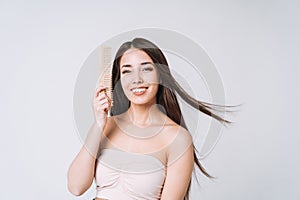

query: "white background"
xmin=1 ymin=0 xmax=299 ymax=199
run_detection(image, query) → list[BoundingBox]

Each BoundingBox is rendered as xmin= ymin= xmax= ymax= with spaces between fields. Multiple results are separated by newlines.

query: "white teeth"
xmin=132 ymin=88 xmax=146 ymax=93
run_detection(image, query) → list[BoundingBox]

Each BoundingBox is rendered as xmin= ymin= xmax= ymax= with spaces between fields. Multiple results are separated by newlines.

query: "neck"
xmin=127 ymin=103 xmax=161 ymax=126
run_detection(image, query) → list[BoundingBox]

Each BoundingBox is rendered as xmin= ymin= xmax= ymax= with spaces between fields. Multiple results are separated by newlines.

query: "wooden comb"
xmin=99 ymin=45 xmax=113 ymax=116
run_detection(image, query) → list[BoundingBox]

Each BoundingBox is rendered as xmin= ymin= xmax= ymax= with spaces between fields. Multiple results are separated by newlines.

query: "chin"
xmin=129 ymin=97 xmax=156 ymax=106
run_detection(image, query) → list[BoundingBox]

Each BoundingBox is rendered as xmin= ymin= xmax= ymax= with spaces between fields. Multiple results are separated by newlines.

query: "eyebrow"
xmin=121 ymin=62 xmax=154 ymax=69
xmin=141 ymin=62 xmax=153 ymax=66
xmin=121 ymin=64 xmax=131 ymax=69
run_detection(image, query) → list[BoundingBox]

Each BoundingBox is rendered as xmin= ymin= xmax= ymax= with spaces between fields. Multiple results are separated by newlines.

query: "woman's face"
xmin=119 ymin=48 xmax=159 ymax=106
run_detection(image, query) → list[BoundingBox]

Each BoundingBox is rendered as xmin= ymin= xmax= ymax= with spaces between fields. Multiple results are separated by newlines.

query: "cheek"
xmin=143 ymin=72 xmax=159 ymax=84
xmin=120 ymin=75 xmax=131 ymax=89
xmin=152 ymin=84 xmax=159 ymax=94
xmin=120 ymin=76 xmax=134 ymax=99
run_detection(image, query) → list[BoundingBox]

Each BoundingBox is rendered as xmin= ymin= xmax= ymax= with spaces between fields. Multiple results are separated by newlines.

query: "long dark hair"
xmin=110 ymin=38 xmax=231 ymax=199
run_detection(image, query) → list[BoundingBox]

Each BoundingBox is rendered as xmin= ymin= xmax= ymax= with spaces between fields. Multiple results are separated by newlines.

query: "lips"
xmin=131 ymin=87 xmax=148 ymax=95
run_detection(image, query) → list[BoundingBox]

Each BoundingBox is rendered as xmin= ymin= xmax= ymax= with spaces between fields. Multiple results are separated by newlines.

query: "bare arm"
xmin=160 ymin=128 xmax=194 ymax=200
xmin=67 ymin=86 xmax=112 ymax=196
xmin=67 ymin=122 xmax=104 ymax=195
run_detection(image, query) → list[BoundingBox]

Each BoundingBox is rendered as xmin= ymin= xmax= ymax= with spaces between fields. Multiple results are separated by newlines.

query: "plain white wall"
xmin=1 ymin=0 xmax=299 ymax=199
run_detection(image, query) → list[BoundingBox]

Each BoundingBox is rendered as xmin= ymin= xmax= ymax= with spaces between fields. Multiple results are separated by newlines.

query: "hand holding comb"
xmin=99 ymin=45 xmax=113 ymax=117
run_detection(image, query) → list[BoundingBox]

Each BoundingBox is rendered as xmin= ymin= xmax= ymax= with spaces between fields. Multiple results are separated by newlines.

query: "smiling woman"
xmin=120 ymin=48 xmax=159 ymax=107
xmin=67 ymin=38 xmax=232 ymax=200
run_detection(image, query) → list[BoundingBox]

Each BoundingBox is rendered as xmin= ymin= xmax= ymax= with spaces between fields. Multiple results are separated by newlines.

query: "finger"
xmin=104 ymin=95 xmax=113 ymax=108
xmin=96 ymin=106 xmax=107 ymax=112
xmin=94 ymin=100 xmax=110 ymax=110
xmin=95 ymin=92 xmax=106 ymax=101
xmin=103 ymin=92 xmax=112 ymax=104
xmin=96 ymin=92 xmax=112 ymax=105
xmin=98 ymin=98 xmax=109 ymax=105
xmin=95 ymin=104 xmax=109 ymax=113
xmin=94 ymin=86 xmax=107 ymax=98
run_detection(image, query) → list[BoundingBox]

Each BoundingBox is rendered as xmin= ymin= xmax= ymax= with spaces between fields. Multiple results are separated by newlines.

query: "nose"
xmin=132 ymin=70 xmax=143 ymax=84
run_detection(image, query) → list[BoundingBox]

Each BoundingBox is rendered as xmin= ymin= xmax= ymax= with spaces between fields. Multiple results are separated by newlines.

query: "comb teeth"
xmin=102 ymin=69 xmax=112 ymax=99
xmin=99 ymin=45 xmax=113 ymax=116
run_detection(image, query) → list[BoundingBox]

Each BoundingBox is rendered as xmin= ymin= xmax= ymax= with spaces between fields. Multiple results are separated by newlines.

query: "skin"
xmin=67 ymin=48 xmax=194 ymax=199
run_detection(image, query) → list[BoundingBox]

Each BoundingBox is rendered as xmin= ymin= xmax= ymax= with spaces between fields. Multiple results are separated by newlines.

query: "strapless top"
xmin=95 ymin=149 xmax=166 ymax=200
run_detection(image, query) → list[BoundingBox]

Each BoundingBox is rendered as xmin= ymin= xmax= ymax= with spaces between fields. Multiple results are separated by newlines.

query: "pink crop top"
xmin=95 ymin=149 xmax=166 ymax=200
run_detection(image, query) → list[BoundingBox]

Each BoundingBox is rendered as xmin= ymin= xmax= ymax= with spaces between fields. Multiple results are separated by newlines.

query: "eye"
xmin=121 ymin=70 xmax=131 ymax=74
xmin=142 ymin=67 xmax=153 ymax=72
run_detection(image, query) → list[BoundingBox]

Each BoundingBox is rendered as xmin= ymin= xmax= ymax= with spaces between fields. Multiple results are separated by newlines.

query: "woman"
xmin=67 ymin=38 xmax=230 ymax=199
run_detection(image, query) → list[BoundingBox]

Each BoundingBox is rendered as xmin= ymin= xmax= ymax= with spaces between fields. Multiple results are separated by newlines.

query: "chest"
xmin=101 ymin=125 xmax=168 ymax=165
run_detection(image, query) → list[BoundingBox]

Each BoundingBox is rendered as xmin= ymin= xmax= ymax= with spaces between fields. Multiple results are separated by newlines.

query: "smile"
xmin=131 ymin=87 xmax=148 ymax=95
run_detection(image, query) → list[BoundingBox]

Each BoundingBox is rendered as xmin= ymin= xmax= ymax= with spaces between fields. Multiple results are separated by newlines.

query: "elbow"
xmin=68 ymin=183 xmax=86 ymax=196
xmin=67 ymin=165 xmax=93 ymax=196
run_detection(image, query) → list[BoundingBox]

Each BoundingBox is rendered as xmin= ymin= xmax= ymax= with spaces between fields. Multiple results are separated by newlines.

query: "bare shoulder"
xmin=159 ymin=118 xmax=194 ymax=168
xmin=161 ymin=117 xmax=193 ymax=149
